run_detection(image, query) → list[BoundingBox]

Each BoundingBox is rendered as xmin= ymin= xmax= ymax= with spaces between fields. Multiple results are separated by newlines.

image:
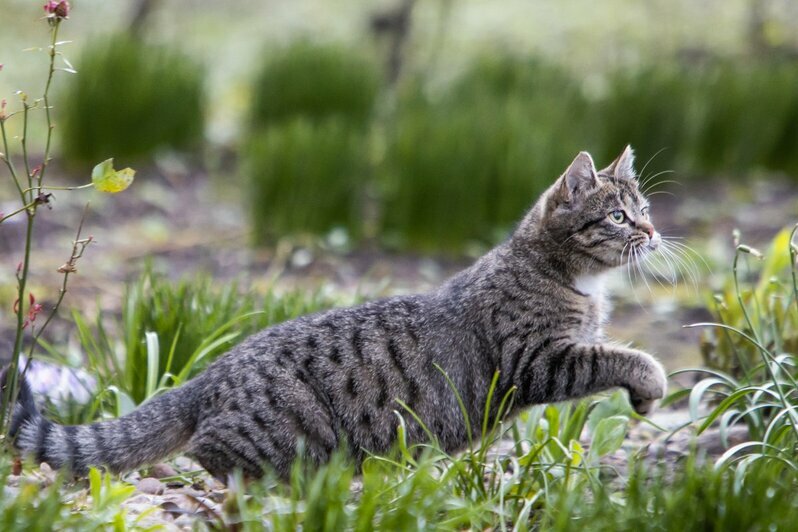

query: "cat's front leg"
xmin=611 ymin=348 xmax=668 ymax=415
xmin=520 ymin=342 xmax=667 ymax=414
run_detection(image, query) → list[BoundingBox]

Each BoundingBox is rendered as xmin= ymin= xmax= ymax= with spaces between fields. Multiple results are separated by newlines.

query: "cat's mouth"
xmin=620 ymin=239 xmax=659 ymax=265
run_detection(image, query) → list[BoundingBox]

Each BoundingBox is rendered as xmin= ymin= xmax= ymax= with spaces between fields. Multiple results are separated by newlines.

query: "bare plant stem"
xmin=31 ymin=204 xmax=92 ymax=353
xmin=3 ymin=20 xmax=62 ymax=434
xmin=0 ymin=119 xmax=25 ymax=201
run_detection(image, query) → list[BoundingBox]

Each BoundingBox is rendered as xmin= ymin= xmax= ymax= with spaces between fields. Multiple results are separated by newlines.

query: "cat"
xmin=3 ymin=145 xmax=667 ymax=480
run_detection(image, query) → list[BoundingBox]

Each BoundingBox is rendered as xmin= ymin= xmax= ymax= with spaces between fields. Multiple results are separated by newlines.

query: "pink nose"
xmin=639 ymin=222 xmax=655 ymax=239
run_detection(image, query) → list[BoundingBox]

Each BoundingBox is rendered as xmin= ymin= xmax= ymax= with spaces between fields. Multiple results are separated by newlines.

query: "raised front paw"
xmin=628 ymin=353 xmax=667 ymax=415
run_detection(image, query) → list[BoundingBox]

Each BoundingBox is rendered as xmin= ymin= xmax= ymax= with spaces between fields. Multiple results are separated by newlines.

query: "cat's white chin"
xmin=647 ymin=231 xmax=662 ymax=251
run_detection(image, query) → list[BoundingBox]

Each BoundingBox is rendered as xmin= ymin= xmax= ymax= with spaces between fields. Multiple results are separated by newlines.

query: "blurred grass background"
xmin=1 ymin=0 xmax=797 ymax=251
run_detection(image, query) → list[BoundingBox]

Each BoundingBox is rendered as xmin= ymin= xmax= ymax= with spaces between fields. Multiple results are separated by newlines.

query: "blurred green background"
xmin=1 ymin=0 xmax=797 ymax=251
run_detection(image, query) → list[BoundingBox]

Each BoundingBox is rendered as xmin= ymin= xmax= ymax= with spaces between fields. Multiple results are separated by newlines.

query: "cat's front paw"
xmin=628 ymin=353 xmax=667 ymax=416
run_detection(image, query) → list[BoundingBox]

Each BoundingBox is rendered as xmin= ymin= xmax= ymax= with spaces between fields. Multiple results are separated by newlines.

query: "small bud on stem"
xmin=737 ymin=245 xmax=763 ymax=259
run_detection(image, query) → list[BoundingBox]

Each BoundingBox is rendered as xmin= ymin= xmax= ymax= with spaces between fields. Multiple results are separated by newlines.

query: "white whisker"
xmin=640 ymin=169 xmax=676 ymax=191
xmin=636 ymin=147 xmax=670 ymax=188
xmin=645 ymin=190 xmax=677 ymax=198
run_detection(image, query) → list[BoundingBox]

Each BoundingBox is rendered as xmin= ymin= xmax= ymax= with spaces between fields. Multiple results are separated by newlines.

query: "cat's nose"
xmin=639 ymin=221 xmax=655 ymax=239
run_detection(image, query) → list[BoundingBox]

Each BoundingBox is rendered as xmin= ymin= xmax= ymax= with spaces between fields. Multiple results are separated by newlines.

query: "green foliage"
xmin=677 ymin=225 xmax=798 ymax=474
xmin=70 ymin=266 xmax=334 ymax=411
xmin=0 ymin=459 xmax=139 ymax=531
xmin=250 ymin=41 xmax=379 ymax=129
xmin=245 ymin=41 xmax=379 ymax=243
xmin=596 ymin=60 xmax=798 ymax=178
xmin=242 ymin=43 xmax=798 ymax=252
xmin=700 ymin=226 xmax=798 ymax=376
xmin=0 ymin=464 xmax=68 ymax=532
xmin=383 ymin=57 xmax=590 ymax=251
xmin=543 ymin=458 xmax=798 ymax=531
xmin=246 ymin=117 xmax=368 ymax=243
xmin=59 ymin=32 xmax=204 ymax=166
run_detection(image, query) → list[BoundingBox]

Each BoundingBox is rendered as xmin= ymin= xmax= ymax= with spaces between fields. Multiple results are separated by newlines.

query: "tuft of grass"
xmin=249 ymin=40 xmax=380 ymax=130
xmin=0 ymin=459 xmax=138 ymax=531
xmin=543 ymin=457 xmax=798 ymax=531
xmin=241 ymin=45 xmax=798 ymax=253
xmin=596 ymin=60 xmax=798 ymax=178
xmin=246 ymin=117 xmax=369 ymax=243
xmin=58 ymin=32 xmax=205 ymax=167
xmin=675 ymin=225 xmax=798 ymax=474
xmin=699 ymin=226 xmax=798 ymax=376
xmin=63 ymin=266 xmax=334 ymax=416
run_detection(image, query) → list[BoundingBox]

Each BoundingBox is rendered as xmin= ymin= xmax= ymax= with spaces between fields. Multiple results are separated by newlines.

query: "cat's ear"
xmin=554 ymin=151 xmax=598 ymax=203
xmin=600 ymin=145 xmax=636 ymax=180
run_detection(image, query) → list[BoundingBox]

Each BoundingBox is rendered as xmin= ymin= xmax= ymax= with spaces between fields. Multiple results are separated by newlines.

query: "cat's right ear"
xmin=552 ymin=151 xmax=598 ymax=204
xmin=600 ymin=145 xmax=636 ymax=180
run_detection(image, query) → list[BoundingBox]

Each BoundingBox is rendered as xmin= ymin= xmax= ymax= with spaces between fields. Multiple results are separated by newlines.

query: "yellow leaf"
xmin=91 ymin=158 xmax=135 ymax=193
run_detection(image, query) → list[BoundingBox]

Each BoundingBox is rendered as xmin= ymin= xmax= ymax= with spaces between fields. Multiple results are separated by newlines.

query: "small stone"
xmin=137 ymin=477 xmax=165 ymax=495
xmin=151 ymin=463 xmax=178 ymax=479
xmin=38 ymin=462 xmax=56 ymax=486
xmin=174 ymin=514 xmax=195 ymax=528
xmin=125 ymin=494 xmax=152 ymax=505
xmin=174 ymin=457 xmax=197 ymax=470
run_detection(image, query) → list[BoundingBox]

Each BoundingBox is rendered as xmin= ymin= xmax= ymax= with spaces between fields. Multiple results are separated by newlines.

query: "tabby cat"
xmin=4 ymin=146 xmax=667 ymax=480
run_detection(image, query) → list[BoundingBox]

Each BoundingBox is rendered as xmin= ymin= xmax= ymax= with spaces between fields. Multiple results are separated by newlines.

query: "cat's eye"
xmin=608 ymin=210 xmax=626 ymax=224
xmin=641 ymin=207 xmax=650 ymax=217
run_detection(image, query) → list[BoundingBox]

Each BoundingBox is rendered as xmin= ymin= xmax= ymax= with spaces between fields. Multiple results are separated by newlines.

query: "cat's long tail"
xmin=2 ymin=368 xmax=203 ymax=475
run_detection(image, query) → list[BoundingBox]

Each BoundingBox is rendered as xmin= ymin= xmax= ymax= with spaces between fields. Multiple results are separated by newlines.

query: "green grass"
xmin=245 ymin=117 xmax=369 ymax=243
xmin=241 ymin=44 xmax=798 ymax=252
xmin=0 ymin=461 xmax=138 ymax=531
xmin=249 ymin=40 xmax=380 ymax=130
xmin=543 ymin=457 xmax=798 ymax=531
xmin=596 ymin=60 xmax=798 ymax=178
xmin=699 ymin=226 xmax=798 ymax=376
xmin=55 ymin=266 xmax=335 ymax=417
xmin=244 ymin=41 xmax=380 ymax=243
xmin=58 ymin=32 xmax=205 ymax=168
xmin=672 ymin=225 xmax=798 ymax=475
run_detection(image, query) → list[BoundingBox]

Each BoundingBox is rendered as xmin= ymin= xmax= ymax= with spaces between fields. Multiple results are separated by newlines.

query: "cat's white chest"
xmin=573 ymin=273 xmax=610 ymax=342
xmin=574 ymin=274 xmax=606 ymax=298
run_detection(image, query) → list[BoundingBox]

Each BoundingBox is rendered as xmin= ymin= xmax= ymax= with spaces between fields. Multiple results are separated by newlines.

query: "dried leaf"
xmin=92 ymin=158 xmax=135 ymax=193
xmin=57 ymin=262 xmax=76 ymax=273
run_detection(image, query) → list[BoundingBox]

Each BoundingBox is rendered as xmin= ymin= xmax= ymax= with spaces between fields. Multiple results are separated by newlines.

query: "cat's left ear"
xmin=600 ymin=145 xmax=636 ymax=180
xmin=555 ymin=151 xmax=599 ymax=203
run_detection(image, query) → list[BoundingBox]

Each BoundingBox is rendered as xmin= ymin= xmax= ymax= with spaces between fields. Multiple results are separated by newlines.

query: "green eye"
xmin=609 ymin=210 xmax=626 ymax=224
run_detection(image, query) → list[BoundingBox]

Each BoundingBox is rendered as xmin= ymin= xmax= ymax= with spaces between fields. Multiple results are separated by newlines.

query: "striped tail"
xmin=3 ymin=369 xmax=203 ymax=475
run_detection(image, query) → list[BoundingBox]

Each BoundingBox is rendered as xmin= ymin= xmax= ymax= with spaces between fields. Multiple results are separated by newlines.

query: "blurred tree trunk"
xmin=129 ymin=0 xmax=159 ymax=37
xmin=747 ymin=0 xmax=768 ymax=56
xmin=370 ymin=0 xmax=416 ymax=85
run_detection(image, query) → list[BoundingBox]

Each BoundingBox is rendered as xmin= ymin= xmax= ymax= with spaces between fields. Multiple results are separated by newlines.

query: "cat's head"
xmin=537 ymin=146 xmax=659 ymax=272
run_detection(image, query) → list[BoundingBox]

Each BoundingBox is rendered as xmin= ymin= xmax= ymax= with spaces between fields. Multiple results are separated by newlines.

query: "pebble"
xmin=151 ymin=463 xmax=178 ymax=479
xmin=174 ymin=457 xmax=198 ymax=471
xmin=137 ymin=477 xmax=165 ymax=495
xmin=38 ymin=462 xmax=56 ymax=486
